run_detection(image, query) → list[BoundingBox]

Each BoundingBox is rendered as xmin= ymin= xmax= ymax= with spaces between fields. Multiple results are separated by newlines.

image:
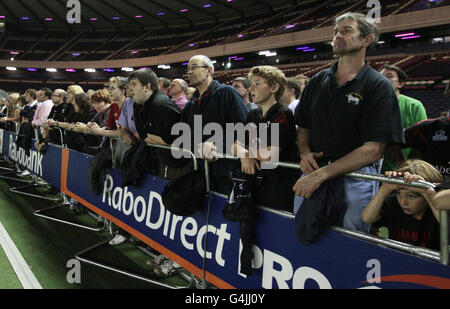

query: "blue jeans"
xmin=293 ymin=164 xmax=379 ymax=234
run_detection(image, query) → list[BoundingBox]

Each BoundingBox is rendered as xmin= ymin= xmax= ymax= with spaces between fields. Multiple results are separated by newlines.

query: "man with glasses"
xmin=181 ymin=54 xmax=248 ymax=194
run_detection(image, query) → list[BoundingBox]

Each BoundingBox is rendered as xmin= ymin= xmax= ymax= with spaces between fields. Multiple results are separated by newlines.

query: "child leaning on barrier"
xmin=361 ymin=159 xmax=443 ymax=250
xmin=398 ymin=175 xmax=450 ymax=211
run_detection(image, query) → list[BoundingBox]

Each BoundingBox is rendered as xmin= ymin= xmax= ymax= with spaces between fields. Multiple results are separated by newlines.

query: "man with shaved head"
xmin=46 ymin=89 xmax=68 ymax=145
xmin=168 ymin=78 xmax=188 ymax=110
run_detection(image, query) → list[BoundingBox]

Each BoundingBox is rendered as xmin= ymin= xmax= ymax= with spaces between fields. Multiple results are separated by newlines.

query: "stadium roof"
xmin=0 ymin=0 xmax=297 ymax=32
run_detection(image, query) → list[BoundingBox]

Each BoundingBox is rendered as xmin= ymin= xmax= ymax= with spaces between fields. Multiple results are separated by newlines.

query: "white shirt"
xmin=288 ymin=99 xmax=299 ymax=115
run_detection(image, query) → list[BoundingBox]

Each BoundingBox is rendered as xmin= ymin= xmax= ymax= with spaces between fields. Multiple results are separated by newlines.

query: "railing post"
xmin=440 ymin=210 xmax=449 ymax=265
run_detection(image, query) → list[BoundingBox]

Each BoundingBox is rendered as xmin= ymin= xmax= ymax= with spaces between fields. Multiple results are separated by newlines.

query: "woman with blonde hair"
xmin=0 ymin=93 xmax=20 ymax=131
xmin=47 ymin=85 xmax=84 ymax=128
xmin=362 ymin=159 xmax=443 ymax=249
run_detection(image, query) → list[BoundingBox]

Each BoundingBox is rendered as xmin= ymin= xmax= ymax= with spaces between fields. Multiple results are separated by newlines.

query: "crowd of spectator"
xmin=0 ymin=12 xmax=448 ymax=277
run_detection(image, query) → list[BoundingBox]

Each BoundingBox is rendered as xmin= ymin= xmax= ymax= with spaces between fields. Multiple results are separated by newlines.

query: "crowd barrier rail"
xmin=0 ymin=125 xmax=449 ymax=289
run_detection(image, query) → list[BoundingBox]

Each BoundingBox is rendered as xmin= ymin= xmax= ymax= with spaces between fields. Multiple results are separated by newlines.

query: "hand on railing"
xmin=299 ymin=151 xmax=324 ymax=174
xmin=386 ymin=170 xmax=449 ymax=211
xmin=198 ymin=142 xmax=218 ymax=162
xmin=121 ymin=132 xmax=137 ymax=145
xmin=72 ymin=122 xmax=90 ymax=134
xmin=46 ymin=119 xmax=57 ymax=127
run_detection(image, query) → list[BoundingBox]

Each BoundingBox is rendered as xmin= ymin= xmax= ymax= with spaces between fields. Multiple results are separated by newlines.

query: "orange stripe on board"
xmin=362 ymin=275 xmax=450 ymax=289
xmin=60 ymin=148 xmax=69 ymax=193
xmin=67 ymin=191 xmax=236 ymax=289
xmin=61 ymin=149 xmax=235 ymax=288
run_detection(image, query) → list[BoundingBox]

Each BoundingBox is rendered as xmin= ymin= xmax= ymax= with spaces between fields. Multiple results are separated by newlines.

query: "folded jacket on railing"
xmin=121 ymin=140 xmax=155 ymax=187
xmin=294 ymin=176 xmax=345 ymax=245
xmin=88 ymin=144 xmax=112 ymax=195
xmin=162 ymin=169 xmax=206 ymax=217
xmin=223 ymin=170 xmax=262 ymax=276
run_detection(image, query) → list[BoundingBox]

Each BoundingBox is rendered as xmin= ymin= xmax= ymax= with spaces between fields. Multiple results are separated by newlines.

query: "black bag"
xmin=88 ymin=145 xmax=112 ymax=195
xmin=162 ymin=169 xmax=206 ymax=216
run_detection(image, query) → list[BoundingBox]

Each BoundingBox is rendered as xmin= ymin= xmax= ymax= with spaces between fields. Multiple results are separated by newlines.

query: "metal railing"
xmin=42 ymin=124 xmax=450 ymax=265
xmin=213 ymin=152 xmax=449 ymax=265
xmin=5 ymin=123 xmax=449 ymax=276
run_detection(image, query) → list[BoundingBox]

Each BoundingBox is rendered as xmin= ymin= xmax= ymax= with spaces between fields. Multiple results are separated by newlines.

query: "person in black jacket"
xmin=45 ymin=89 xmax=67 ymax=145
xmin=55 ymin=93 xmax=92 ymax=153
xmin=128 ymin=68 xmax=191 ymax=180
xmin=15 ymin=108 xmax=34 ymax=157
xmin=181 ymin=55 xmax=249 ymax=194
xmin=232 ymin=65 xmax=299 ymax=212
xmin=34 ymin=89 xmax=67 ymax=152
xmin=73 ymin=89 xmax=113 ymax=155
xmin=47 ymin=85 xmax=84 ymax=145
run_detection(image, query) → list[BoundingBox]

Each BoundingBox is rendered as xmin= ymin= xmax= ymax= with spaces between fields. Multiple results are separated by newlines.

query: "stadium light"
xmin=157 ymin=64 xmax=171 ymax=69
xmin=259 ymin=50 xmax=277 ymax=57
xmin=401 ymin=35 xmax=421 ymax=40
xmin=395 ymin=32 xmax=415 ymax=38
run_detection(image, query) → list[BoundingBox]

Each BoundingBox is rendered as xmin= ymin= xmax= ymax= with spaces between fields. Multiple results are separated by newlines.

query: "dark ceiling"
xmin=0 ymin=0 xmax=296 ymax=32
xmin=0 ymin=0 xmax=308 ymax=61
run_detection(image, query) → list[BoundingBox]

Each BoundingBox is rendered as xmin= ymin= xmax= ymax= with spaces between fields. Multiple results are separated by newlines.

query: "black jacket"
xmin=294 ymin=176 xmax=345 ymax=245
xmin=120 ymin=140 xmax=155 ymax=187
xmin=88 ymin=144 xmax=112 ymax=195
xmin=181 ymin=80 xmax=249 ymax=178
xmin=15 ymin=122 xmax=34 ymax=157
xmin=223 ymin=170 xmax=262 ymax=276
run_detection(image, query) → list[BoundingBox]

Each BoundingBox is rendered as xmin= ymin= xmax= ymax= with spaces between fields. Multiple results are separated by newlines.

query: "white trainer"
xmin=108 ymin=234 xmax=128 ymax=246
xmin=20 ymin=170 xmax=30 ymax=176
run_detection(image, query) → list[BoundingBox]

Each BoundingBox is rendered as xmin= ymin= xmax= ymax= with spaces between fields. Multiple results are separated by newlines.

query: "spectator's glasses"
xmin=394 ymin=191 xmax=422 ymax=201
xmin=186 ymin=65 xmax=208 ymax=74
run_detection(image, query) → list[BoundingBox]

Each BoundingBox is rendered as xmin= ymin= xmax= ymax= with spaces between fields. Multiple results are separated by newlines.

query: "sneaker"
xmin=146 ymin=254 xmax=166 ymax=266
xmin=35 ymin=177 xmax=48 ymax=186
xmin=73 ymin=203 xmax=87 ymax=215
xmin=20 ymin=170 xmax=30 ymax=176
xmin=154 ymin=258 xmax=181 ymax=277
xmin=108 ymin=234 xmax=128 ymax=246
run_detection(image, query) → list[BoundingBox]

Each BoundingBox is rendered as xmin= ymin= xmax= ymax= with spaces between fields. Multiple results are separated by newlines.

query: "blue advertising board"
xmin=1 ymin=129 xmax=449 ymax=289
xmin=0 ymin=130 xmax=62 ymax=190
xmin=61 ymin=148 xmax=450 ymax=289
